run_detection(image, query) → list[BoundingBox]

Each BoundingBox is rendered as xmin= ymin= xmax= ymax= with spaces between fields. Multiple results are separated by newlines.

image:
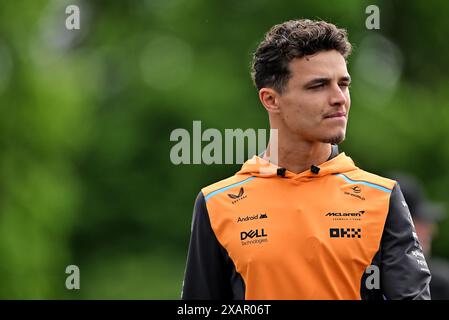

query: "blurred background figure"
xmin=389 ymin=172 xmax=449 ymax=299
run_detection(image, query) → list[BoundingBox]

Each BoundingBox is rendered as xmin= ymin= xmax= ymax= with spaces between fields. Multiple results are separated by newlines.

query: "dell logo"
xmin=240 ymin=229 xmax=267 ymax=240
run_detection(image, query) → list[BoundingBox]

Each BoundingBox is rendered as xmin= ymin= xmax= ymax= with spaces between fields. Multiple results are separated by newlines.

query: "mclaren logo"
xmin=227 ymin=187 xmax=247 ymax=204
xmin=325 ymin=210 xmax=365 ymax=221
xmin=326 ymin=210 xmax=365 ymax=217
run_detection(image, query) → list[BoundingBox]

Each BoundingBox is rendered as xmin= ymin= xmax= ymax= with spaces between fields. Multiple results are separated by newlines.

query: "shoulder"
xmin=337 ymin=168 xmax=397 ymax=194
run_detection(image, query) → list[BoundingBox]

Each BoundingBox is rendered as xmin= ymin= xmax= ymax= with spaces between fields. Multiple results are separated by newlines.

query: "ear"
xmin=259 ymin=88 xmax=281 ymax=114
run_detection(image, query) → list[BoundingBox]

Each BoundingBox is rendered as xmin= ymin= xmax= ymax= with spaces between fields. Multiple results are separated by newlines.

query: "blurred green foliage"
xmin=0 ymin=0 xmax=448 ymax=299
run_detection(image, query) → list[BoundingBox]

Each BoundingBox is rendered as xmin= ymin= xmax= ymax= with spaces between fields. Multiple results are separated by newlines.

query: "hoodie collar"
xmin=237 ymin=145 xmax=357 ymax=181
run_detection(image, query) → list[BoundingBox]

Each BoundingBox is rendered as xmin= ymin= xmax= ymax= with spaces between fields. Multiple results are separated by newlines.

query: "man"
xmin=390 ymin=172 xmax=449 ymax=299
xmin=182 ymin=19 xmax=431 ymax=299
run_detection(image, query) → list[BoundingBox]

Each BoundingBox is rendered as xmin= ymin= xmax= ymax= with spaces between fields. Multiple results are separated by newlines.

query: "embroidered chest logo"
xmin=227 ymin=187 xmax=247 ymax=204
xmin=344 ymin=186 xmax=366 ymax=200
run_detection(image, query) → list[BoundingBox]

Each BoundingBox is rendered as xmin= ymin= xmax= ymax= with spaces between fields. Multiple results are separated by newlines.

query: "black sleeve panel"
xmin=181 ymin=191 xmax=245 ymax=300
xmin=379 ymin=183 xmax=432 ymax=300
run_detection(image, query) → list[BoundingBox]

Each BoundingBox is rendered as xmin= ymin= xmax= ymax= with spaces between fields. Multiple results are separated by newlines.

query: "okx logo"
xmin=330 ymin=228 xmax=362 ymax=238
xmin=228 ymin=187 xmax=247 ymax=204
xmin=240 ymin=229 xmax=268 ymax=246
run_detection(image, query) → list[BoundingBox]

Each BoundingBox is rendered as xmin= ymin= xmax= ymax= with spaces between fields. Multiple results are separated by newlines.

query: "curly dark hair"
xmin=251 ymin=19 xmax=352 ymax=93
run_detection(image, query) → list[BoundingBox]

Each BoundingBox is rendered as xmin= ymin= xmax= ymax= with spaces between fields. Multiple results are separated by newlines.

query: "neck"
xmin=263 ymin=134 xmax=332 ymax=174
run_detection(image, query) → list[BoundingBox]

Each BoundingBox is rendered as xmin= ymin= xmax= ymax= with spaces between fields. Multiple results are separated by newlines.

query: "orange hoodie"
xmin=182 ymin=147 xmax=431 ymax=300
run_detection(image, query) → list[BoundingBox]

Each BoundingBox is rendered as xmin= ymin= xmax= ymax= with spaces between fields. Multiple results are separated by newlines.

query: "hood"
xmin=236 ymin=152 xmax=358 ymax=182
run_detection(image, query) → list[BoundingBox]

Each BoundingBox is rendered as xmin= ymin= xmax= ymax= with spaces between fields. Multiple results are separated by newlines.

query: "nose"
xmin=329 ymin=84 xmax=348 ymax=107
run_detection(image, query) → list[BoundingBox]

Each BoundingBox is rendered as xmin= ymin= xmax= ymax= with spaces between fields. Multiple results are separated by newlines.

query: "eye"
xmin=310 ymin=83 xmax=325 ymax=89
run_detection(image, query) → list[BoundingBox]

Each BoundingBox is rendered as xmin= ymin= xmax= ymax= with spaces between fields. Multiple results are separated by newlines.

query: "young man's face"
xmin=277 ymin=50 xmax=351 ymax=144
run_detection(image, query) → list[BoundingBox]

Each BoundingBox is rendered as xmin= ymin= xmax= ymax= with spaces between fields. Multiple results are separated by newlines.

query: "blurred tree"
xmin=0 ymin=0 xmax=448 ymax=299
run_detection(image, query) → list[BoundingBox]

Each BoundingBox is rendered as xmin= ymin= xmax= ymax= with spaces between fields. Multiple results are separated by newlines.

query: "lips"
xmin=324 ymin=112 xmax=346 ymax=119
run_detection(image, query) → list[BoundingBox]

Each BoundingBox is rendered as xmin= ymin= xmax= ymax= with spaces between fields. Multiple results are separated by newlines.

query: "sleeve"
xmin=181 ymin=191 xmax=234 ymax=300
xmin=380 ymin=183 xmax=432 ymax=299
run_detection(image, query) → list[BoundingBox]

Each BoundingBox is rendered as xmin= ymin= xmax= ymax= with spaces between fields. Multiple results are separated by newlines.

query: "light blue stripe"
xmin=335 ymin=174 xmax=392 ymax=193
xmin=205 ymin=177 xmax=256 ymax=201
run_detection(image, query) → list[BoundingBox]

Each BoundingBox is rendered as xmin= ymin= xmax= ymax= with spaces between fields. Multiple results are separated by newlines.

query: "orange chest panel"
xmin=205 ymin=175 xmax=392 ymax=299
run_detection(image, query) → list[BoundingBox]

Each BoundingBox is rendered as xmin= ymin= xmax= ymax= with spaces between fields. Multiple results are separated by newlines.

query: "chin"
xmin=321 ymin=132 xmax=346 ymax=145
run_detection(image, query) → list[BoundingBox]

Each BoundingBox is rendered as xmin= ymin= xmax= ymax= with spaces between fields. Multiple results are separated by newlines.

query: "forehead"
xmin=288 ymin=50 xmax=349 ymax=82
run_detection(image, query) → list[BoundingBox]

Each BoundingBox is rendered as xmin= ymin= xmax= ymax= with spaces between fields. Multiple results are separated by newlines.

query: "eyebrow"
xmin=303 ymin=75 xmax=352 ymax=88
